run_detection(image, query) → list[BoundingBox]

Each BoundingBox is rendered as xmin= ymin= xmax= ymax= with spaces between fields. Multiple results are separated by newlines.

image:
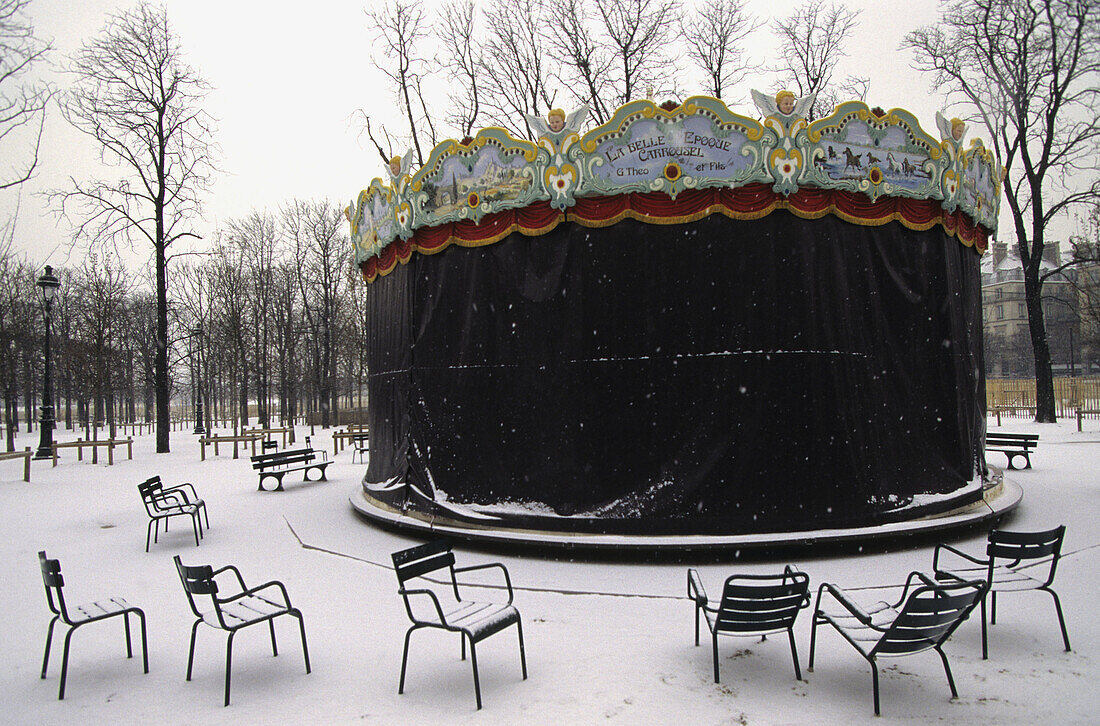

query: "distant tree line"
xmin=0 ymin=198 xmax=366 ymax=452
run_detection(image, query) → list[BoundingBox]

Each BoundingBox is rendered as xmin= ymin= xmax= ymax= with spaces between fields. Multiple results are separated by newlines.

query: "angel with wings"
xmin=387 ymin=149 xmax=414 ymax=181
xmin=935 ymin=112 xmax=967 ymax=145
xmin=751 ymin=89 xmax=817 ymax=119
xmin=525 ymin=105 xmax=589 ymax=139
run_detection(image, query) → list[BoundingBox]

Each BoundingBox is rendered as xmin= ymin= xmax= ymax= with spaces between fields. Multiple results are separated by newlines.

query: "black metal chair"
xmin=687 ymin=566 xmax=810 ymax=682
xmin=38 ymin=551 xmax=148 ymax=700
xmin=808 ymin=571 xmax=985 ymax=716
xmin=392 ymin=540 xmax=527 ymax=710
xmin=143 ymin=475 xmax=209 ymax=529
xmin=174 ymin=555 xmax=311 ymax=706
xmin=933 ymin=525 xmax=1070 ymax=658
xmin=138 ymin=477 xmax=204 ymax=552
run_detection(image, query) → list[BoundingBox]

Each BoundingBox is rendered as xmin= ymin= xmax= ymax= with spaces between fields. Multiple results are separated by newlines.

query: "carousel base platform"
xmin=349 ymin=475 xmax=1022 ymax=552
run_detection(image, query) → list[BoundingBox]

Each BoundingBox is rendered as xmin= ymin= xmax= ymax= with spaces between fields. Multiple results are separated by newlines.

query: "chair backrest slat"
xmin=713 ymin=573 xmax=809 ymax=634
xmin=988 ymin=526 xmax=1064 ymax=561
xmin=39 ymin=551 xmax=67 ymax=618
xmin=872 ymin=581 xmax=982 ymax=658
xmin=393 ymin=550 xmax=455 ymax=584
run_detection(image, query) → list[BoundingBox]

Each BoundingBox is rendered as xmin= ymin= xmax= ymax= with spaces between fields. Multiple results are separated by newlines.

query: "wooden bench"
xmin=51 ymin=437 xmax=134 ymax=467
xmin=0 ymin=446 xmax=32 ymax=481
xmin=986 ymin=432 xmax=1039 ymax=469
xmin=250 ymin=448 xmax=331 ymax=491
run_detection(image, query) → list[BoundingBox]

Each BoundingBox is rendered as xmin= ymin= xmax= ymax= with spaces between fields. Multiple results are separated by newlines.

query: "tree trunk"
xmin=1024 ymin=267 xmax=1057 ymax=422
xmin=155 ymin=238 xmax=171 ymax=452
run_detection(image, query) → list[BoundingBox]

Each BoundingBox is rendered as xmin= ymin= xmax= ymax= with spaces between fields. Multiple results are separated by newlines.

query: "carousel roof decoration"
xmin=347 ymin=93 xmax=1002 ymax=282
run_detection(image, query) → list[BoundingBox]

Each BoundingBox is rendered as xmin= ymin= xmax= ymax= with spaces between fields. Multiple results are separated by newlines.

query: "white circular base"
xmin=350 ymin=476 xmax=1023 ymax=551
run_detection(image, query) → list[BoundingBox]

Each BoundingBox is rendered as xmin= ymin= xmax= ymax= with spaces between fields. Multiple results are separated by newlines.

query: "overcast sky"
xmin=3 ymin=0 xmax=986 ymax=274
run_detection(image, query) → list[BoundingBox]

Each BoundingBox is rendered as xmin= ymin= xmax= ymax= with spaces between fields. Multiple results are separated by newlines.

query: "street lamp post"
xmin=193 ymin=322 xmax=205 ymax=435
xmin=34 ymin=265 xmax=60 ymax=460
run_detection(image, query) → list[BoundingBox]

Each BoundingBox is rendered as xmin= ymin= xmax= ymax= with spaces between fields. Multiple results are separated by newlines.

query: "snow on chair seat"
xmin=933 ymin=525 xmax=1070 ymax=659
xmin=391 ymin=539 xmax=527 ymax=710
xmin=174 ymin=556 xmax=311 ymax=706
xmin=808 ymin=570 xmax=985 ymax=716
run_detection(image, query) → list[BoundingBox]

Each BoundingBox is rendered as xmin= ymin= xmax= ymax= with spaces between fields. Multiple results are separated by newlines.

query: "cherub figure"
xmin=751 ymin=89 xmax=817 ymax=119
xmin=387 ymin=149 xmax=414 ymax=183
xmin=525 ymin=105 xmax=589 ymax=140
xmin=935 ymin=112 xmax=967 ymax=145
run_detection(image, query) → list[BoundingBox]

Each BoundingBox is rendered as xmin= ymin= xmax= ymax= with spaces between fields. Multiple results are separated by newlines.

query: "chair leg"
xmin=515 ymin=617 xmax=527 ymax=680
xmin=59 ymin=626 xmax=77 ymax=700
xmin=186 ymin=619 xmax=201 ymax=681
xmin=694 ymin=603 xmax=700 ymax=646
xmin=990 ymin=591 xmax=997 ymax=625
xmin=461 ymin=633 xmax=466 ymax=661
xmin=808 ymin=613 xmax=820 ymax=672
xmin=398 ymin=627 xmax=415 ymax=694
xmin=712 ymin=631 xmax=720 ymax=683
xmin=224 ymin=631 xmax=235 ymax=707
xmin=137 ymin=609 xmax=149 ymax=674
xmin=1045 ymin=587 xmax=1072 ymax=652
xmin=41 ymin=616 xmax=58 ymax=678
xmin=870 ymin=659 xmax=880 ymax=716
xmin=980 ymin=594 xmax=989 ymax=660
xmin=123 ymin=611 xmax=133 ymax=658
xmin=294 ymin=611 xmax=311 ymax=674
xmin=268 ymin=618 xmax=279 ymax=656
xmin=936 ymin=646 xmax=958 ymax=700
xmin=467 ymin=635 xmax=482 ymax=710
xmin=191 ymin=514 xmax=201 ymax=547
xmin=145 ymin=520 xmax=154 ymax=552
xmin=787 ymin=629 xmax=803 ymax=681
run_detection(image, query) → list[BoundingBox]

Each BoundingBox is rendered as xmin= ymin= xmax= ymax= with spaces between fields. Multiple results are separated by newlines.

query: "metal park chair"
xmin=38 ymin=551 xmax=148 ymax=700
xmin=808 ymin=571 xmax=985 ymax=716
xmin=138 ymin=477 xmax=204 ymax=552
xmin=392 ymin=540 xmax=527 ymax=710
xmin=174 ymin=556 xmax=311 ymax=706
xmin=933 ymin=525 xmax=1070 ymax=659
xmin=143 ymin=475 xmax=209 ymax=530
xmin=687 ymin=566 xmax=810 ymax=682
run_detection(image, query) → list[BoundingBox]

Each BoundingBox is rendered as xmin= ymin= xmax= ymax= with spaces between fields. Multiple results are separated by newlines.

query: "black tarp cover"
xmin=363 ymin=211 xmax=986 ymax=535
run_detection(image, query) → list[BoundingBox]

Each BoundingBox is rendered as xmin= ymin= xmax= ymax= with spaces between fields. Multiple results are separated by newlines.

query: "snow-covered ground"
xmin=1 ymin=416 xmax=1097 ymax=725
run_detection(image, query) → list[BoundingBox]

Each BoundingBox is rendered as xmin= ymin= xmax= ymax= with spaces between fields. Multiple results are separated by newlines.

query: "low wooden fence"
xmin=987 ymin=377 xmax=1100 ymax=420
xmin=51 ymin=438 xmax=134 ymax=466
xmin=0 ymin=447 xmax=32 ymax=481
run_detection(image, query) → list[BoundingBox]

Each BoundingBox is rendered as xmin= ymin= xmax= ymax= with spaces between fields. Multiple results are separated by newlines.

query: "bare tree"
xmin=48 ymin=1 xmax=216 ymax=452
xmin=906 ymin=0 xmax=1100 ymax=422
xmin=478 ymin=0 xmax=557 ymax=138
xmin=364 ymin=0 xmax=434 ymax=165
xmin=595 ymin=0 xmax=683 ymax=107
xmin=283 ymin=199 xmax=348 ymax=428
xmin=681 ymin=0 xmax=760 ymax=99
xmin=438 ymin=0 xmax=482 ymax=138
xmin=0 ymin=0 xmax=51 ymax=190
xmin=772 ymin=0 xmax=865 ymax=121
xmin=544 ymin=0 xmax=614 ymax=123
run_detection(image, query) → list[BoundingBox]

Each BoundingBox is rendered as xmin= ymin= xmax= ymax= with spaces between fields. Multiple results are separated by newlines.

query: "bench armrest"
xmin=815 ymin=582 xmax=873 ymax=625
xmin=453 ymin=562 xmax=514 ymax=604
xmin=687 ymin=568 xmax=707 ymax=607
xmin=932 ymin=542 xmax=988 ymax=576
xmin=162 ymin=482 xmax=201 ymax=502
xmin=399 ymin=587 xmax=448 ymax=625
xmin=211 ymin=564 xmax=249 ymax=593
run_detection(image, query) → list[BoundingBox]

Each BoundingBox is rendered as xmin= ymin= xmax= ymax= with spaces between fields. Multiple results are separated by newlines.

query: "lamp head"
xmin=36 ymin=265 xmax=60 ymax=303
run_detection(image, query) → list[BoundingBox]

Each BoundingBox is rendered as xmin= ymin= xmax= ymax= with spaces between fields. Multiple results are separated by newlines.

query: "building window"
xmin=1018 ymin=303 xmax=1026 ymax=317
xmin=996 ymin=288 xmax=1004 ymax=299
xmin=996 ymin=305 xmax=1004 ymax=320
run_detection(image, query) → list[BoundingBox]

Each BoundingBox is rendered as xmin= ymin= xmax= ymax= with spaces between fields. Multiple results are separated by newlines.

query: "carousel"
xmin=344 ymin=91 xmax=1020 ymax=549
